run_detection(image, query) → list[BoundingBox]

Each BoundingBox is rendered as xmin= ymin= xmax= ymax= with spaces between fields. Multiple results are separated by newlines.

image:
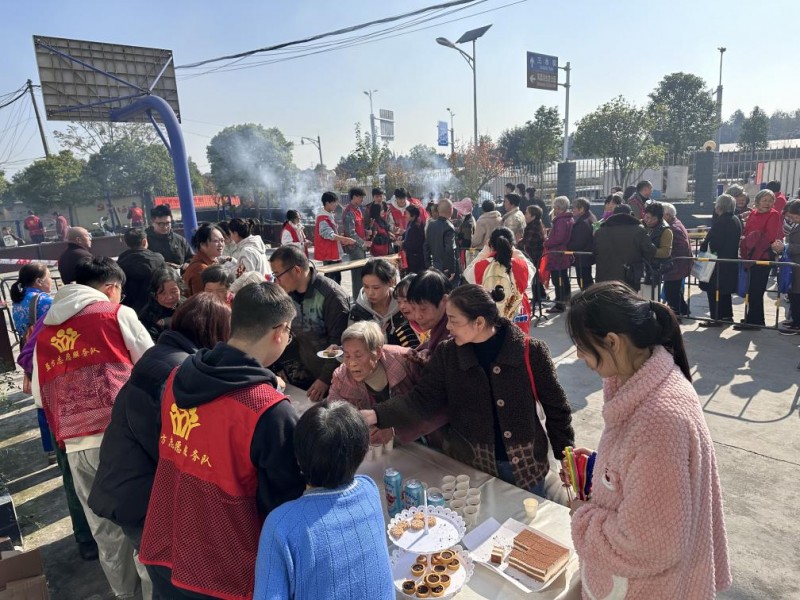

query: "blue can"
xmin=384 ymin=468 xmax=404 ymax=517
xmin=427 ymin=491 xmax=446 ymax=507
xmin=402 ymin=479 xmax=424 ymax=509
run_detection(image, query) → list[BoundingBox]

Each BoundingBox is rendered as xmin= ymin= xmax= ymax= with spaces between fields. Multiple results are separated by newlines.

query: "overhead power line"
xmin=176 ymin=0 xmax=482 ymax=70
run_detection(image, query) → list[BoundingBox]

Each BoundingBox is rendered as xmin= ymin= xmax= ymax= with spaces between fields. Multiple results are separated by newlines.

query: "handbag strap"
xmin=27 ymin=293 xmax=40 ymax=330
xmin=524 ymin=339 xmax=541 ymax=406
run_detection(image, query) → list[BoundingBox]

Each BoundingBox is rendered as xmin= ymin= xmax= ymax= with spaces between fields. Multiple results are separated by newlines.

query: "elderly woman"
xmin=138 ymin=267 xmax=185 ymax=342
xmin=734 ymin=189 xmax=783 ymax=330
xmin=329 ymin=321 xmax=443 ymax=445
xmin=544 ymin=196 xmax=574 ymax=313
xmin=772 ymin=200 xmax=800 ymax=334
xmin=361 ymin=285 xmax=574 ymax=496
xmin=700 ymin=194 xmax=742 ymax=326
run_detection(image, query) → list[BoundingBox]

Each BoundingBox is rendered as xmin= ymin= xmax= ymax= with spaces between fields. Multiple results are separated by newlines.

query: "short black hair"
xmin=321 ymin=191 xmax=338 ymax=207
xmin=269 ymin=244 xmax=309 ymax=270
xmin=574 ymin=197 xmax=591 ymax=212
xmin=151 ymin=204 xmax=173 ymax=220
xmin=285 ymin=209 xmax=300 ymax=222
xmin=372 ymin=187 xmax=385 ymax=196
xmin=481 ymin=199 xmax=496 ymax=213
xmin=394 ymin=273 xmax=417 ymax=299
xmin=349 ymin=187 xmax=366 ymax=200
xmin=394 ymin=188 xmax=408 ymax=199
xmin=636 ymin=180 xmax=652 ymax=193
xmin=361 ymin=258 xmax=397 ymax=285
xmin=766 ymin=180 xmax=781 ymax=194
xmin=613 ymin=204 xmax=633 ymax=215
xmin=505 ymin=193 xmax=522 ymax=207
xmin=294 ymin=401 xmax=369 ymax=488
xmin=124 ymin=228 xmax=146 ymax=249
xmin=216 ymin=221 xmax=231 ymax=237
xmin=405 ymin=204 xmax=420 ymax=220
xmin=407 ymin=269 xmax=450 ymax=306
xmin=191 ymin=223 xmax=223 ymax=248
xmin=76 ymin=256 xmax=125 ymax=288
xmin=230 ymin=282 xmax=296 ymax=342
xmin=228 ymin=218 xmax=251 ymax=238
xmin=504 ymin=182 xmax=515 ymax=192
xmin=644 ymin=201 xmax=664 ymax=221
xmin=201 ymin=264 xmax=233 ymax=287
xmin=605 ymin=193 xmax=622 ymax=206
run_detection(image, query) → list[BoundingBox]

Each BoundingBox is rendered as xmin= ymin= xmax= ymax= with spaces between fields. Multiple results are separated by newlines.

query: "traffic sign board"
xmin=527 ymin=52 xmax=559 ymax=91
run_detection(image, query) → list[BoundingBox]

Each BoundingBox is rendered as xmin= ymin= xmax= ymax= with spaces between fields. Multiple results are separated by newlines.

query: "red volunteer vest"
xmin=343 ymin=203 xmax=366 ymax=238
xmin=282 ymin=223 xmax=308 ymax=256
xmin=313 ymin=214 xmax=340 ymax=261
xmin=474 ymin=255 xmax=532 ymax=334
xmin=410 ymin=197 xmax=428 ymax=224
xmin=37 ymin=302 xmax=133 ymax=443
xmin=24 ymin=216 xmax=44 ymax=236
xmin=140 ymin=371 xmax=286 ymax=600
xmin=130 ymin=207 xmax=144 ymax=225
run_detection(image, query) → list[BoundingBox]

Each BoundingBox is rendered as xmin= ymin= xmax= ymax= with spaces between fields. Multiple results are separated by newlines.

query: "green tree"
xmin=407 ymin=144 xmax=444 ymax=171
xmin=53 ymin=122 xmax=160 ymax=157
xmin=739 ymin=106 xmax=770 ymax=152
xmin=9 ymin=151 xmax=87 ymax=211
xmin=334 ymin=124 xmax=390 ymax=181
xmin=648 ymin=72 xmax=718 ymax=153
xmin=573 ymin=96 xmax=665 ymax=187
xmin=497 ymin=126 xmax=527 ymax=165
xmin=82 ymin=139 xmax=181 ymax=198
xmin=206 ymin=124 xmax=296 ymax=201
xmin=449 ymin=139 xmax=505 ymax=201
xmin=0 ymin=170 xmax=8 ymax=199
xmin=521 ymin=106 xmax=563 ymax=166
xmin=719 ymin=109 xmax=746 ymax=144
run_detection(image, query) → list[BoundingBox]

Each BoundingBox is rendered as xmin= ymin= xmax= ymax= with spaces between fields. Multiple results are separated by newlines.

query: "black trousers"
xmin=790 ymin=292 xmax=800 ymax=326
xmin=663 ymin=279 xmax=689 ymax=316
xmin=322 ymin=260 xmax=341 ymax=284
xmin=573 ymin=263 xmax=594 ymax=291
xmin=146 ymin=565 xmax=216 ymax=600
xmin=551 ymin=269 xmax=571 ymax=304
xmin=745 ymin=264 xmax=771 ymax=325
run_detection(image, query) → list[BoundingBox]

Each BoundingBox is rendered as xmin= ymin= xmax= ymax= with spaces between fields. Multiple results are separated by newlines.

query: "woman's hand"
xmin=772 ymin=239 xmax=785 ymax=253
xmin=360 ymin=409 xmax=378 ymax=427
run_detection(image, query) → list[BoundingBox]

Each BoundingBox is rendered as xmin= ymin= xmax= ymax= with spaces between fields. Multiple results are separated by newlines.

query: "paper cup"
xmin=467 ymin=488 xmax=481 ymax=498
xmin=441 ymin=483 xmax=455 ymax=494
xmin=466 ymin=495 xmax=481 ymax=507
xmin=455 ymin=482 xmax=469 ymax=492
xmin=441 ymin=475 xmax=456 ymax=486
xmin=442 ymin=491 xmax=453 ymax=501
xmin=383 ymin=438 xmax=394 ymax=453
xmin=463 ymin=505 xmax=479 ymax=527
xmin=455 ymin=474 xmax=470 ymax=486
xmin=450 ymin=499 xmax=465 ymax=514
xmin=370 ymin=444 xmax=383 ymax=460
xmin=523 ymin=497 xmax=539 ymax=520
xmin=453 ymin=490 xmax=467 ymax=501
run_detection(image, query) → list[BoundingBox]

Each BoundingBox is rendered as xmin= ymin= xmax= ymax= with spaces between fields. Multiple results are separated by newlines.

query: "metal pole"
xmin=368 ymin=92 xmax=377 ymax=151
xmin=472 ymin=40 xmax=478 ymax=146
xmin=716 ymin=48 xmax=726 ymax=150
xmin=317 ymin=135 xmax=324 ymax=167
xmin=561 ymin=62 xmax=571 ymax=161
xmin=27 ymin=79 xmax=50 ymax=158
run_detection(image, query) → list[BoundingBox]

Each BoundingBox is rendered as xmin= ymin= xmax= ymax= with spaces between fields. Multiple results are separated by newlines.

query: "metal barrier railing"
xmin=535 ymin=250 xmax=798 ymax=331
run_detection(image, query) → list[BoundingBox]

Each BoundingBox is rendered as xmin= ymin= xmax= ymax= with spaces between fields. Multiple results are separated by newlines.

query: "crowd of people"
xmin=12 ymin=180 xmax=788 ymax=599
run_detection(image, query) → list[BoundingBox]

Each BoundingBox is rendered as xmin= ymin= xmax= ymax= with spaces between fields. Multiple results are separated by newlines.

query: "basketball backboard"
xmin=33 ymin=35 xmax=180 ymax=123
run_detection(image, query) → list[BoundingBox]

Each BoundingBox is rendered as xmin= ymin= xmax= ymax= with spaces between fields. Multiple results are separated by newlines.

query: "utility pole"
xmin=301 ymin=135 xmax=324 ymax=168
xmin=447 ymin=108 xmax=456 ymax=157
xmin=27 ymin=79 xmax=50 ymax=158
xmin=559 ymin=62 xmax=571 ymax=161
xmin=716 ymin=48 xmax=726 ymax=150
xmin=364 ymin=89 xmax=378 ymax=151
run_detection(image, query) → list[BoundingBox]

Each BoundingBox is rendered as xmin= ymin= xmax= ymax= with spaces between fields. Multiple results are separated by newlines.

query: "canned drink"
xmin=384 ymin=468 xmax=403 ymax=517
xmin=403 ymin=478 xmax=424 ymax=509
xmin=427 ymin=492 xmax=446 ymax=507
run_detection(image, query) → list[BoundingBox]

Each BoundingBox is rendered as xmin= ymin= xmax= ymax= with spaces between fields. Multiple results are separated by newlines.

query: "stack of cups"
xmin=463 ymin=487 xmax=481 ymax=529
xmin=369 ymin=444 xmax=383 ymax=461
xmin=441 ymin=476 xmax=456 ymax=504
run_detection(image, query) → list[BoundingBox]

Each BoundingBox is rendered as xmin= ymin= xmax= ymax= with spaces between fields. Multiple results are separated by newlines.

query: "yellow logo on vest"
xmin=50 ymin=328 xmax=80 ymax=353
xmin=170 ymin=403 xmax=201 ymax=441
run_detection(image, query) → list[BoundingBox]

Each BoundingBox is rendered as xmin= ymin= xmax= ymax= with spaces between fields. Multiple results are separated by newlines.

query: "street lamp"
xmin=446 ymin=107 xmax=456 ymax=157
xmin=300 ymin=135 xmax=323 ymax=168
xmin=716 ymin=47 xmax=726 ymax=150
xmin=436 ymin=24 xmax=491 ymax=146
xmin=363 ymin=89 xmax=378 ymax=150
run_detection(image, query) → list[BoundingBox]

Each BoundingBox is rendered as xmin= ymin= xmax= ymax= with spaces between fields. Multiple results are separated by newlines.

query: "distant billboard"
xmin=437 ymin=121 xmax=449 ymax=147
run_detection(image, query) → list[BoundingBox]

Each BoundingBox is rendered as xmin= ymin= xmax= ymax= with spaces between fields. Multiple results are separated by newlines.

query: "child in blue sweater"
xmin=254 ymin=401 xmax=394 ymax=600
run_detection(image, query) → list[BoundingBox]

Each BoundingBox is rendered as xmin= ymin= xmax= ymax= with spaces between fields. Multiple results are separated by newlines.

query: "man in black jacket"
xmin=568 ymin=197 xmax=597 ymax=290
xmin=269 ymin=245 xmax=350 ymax=402
xmin=57 ymin=227 xmax=93 ymax=284
xmin=424 ymin=199 xmax=460 ymax=284
xmin=117 ymin=228 xmax=166 ymax=314
xmin=145 ymin=205 xmax=193 ymax=267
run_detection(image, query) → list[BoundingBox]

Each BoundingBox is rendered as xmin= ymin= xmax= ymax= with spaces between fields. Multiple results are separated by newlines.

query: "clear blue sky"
xmin=2 ymin=0 xmax=799 ymax=176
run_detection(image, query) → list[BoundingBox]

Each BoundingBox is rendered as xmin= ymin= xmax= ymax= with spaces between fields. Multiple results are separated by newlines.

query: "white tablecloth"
xmin=284 ymin=384 xmax=581 ymax=599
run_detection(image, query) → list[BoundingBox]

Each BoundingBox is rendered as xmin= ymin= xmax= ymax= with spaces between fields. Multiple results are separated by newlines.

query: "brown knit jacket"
xmin=374 ymin=320 xmax=574 ymax=490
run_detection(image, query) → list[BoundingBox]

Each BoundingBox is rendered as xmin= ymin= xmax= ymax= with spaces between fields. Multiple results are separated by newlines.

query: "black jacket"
xmin=701 ymin=212 xmax=742 ymax=294
xmin=424 ymin=217 xmax=459 ymax=278
xmin=58 ymin=243 xmax=92 ymax=284
xmin=173 ymin=343 xmax=305 ymax=516
xmin=118 ymin=248 xmax=166 ymax=314
xmin=593 ymin=213 xmax=657 ymax=287
xmin=138 ymin=297 xmax=184 ymax=342
xmin=567 ymin=211 xmax=597 ymax=265
xmin=88 ymin=330 xmax=197 ymax=528
xmin=145 ymin=227 xmax=193 ymax=265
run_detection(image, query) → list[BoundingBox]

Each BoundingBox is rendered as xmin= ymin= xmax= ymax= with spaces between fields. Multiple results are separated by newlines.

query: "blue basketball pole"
xmin=109 ymin=95 xmax=198 ymax=242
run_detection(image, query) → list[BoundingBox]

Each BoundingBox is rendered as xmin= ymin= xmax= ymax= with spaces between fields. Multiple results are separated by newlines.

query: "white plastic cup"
xmin=370 ymin=445 xmax=383 ymax=460
xmin=467 ymin=488 xmax=481 ymax=498
xmin=442 ymin=491 xmax=453 ymax=501
xmin=450 ymin=499 xmax=465 ymax=515
xmin=455 ymin=474 xmax=470 ymax=486
xmin=441 ymin=483 xmax=456 ymax=494
xmin=441 ymin=475 xmax=456 ymax=486
xmin=383 ymin=438 xmax=394 ymax=453
xmin=466 ymin=495 xmax=481 ymax=508
xmin=463 ymin=505 xmax=479 ymax=528
xmin=524 ymin=497 xmax=539 ymax=520
xmin=455 ymin=481 xmax=469 ymax=492
xmin=453 ymin=490 xmax=468 ymax=501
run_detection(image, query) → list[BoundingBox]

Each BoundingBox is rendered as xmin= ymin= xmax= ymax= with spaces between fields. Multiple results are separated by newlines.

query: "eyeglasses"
xmin=272 ymin=323 xmax=294 ymax=343
xmin=106 ymin=282 xmax=125 ymax=301
xmin=272 ymin=266 xmax=295 ymax=280
xmin=153 ymin=220 xmax=172 ymax=228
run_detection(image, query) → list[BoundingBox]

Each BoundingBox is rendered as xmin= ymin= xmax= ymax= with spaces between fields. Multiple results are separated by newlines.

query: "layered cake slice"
xmin=507 ymin=529 xmax=570 ymax=583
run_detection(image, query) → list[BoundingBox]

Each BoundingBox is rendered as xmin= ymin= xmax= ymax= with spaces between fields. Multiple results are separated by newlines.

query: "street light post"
xmin=300 ymin=135 xmax=323 ymax=168
xmin=716 ymin=47 xmax=726 ymax=150
xmin=363 ymin=89 xmax=378 ymax=150
xmin=446 ymin=108 xmax=456 ymax=157
xmin=436 ymin=25 xmax=491 ymax=146
xmin=559 ymin=62 xmax=571 ymax=161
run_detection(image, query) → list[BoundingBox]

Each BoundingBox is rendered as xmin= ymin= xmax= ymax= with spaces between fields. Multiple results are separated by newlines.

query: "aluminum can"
xmin=402 ymin=478 xmax=424 ymax=509
xmin=384 ymin=468 xmax=403 ymax=516
xmin=427 ymin=491 xmax=446 ymax=507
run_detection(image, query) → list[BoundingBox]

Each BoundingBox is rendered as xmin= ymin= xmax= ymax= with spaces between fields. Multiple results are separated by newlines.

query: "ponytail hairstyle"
xmin=284 ymin=210 xmax=300 ymax=227
xmin=228 ymin=217 xmax=252 ymax=239
xmin=567 ymin=281 xmax=691 ymax=381
xmin=447 ymin=284 xmax=503 ymax=327
xmin=11 ymin=263 xmax=48 ymax=304
xmin=488 ymin=227 xmax=514 ymax=271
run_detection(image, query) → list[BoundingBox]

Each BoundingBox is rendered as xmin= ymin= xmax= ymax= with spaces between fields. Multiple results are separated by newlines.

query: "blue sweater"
xmin=254 ymin=475 xmax=394 ymax=600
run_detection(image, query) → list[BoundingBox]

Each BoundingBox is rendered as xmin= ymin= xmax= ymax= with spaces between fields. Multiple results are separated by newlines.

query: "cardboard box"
xmin=0 ymin=549 xmax=50 ymax=600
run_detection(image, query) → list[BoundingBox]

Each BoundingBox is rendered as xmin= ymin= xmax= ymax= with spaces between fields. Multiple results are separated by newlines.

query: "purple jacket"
xmin=17 ymin=314 xmax=47 ymax=374
xmin=664 ymin=218 xmax=693 ymax=281
xmin=544 ymin=212 xmax=575 ymax=271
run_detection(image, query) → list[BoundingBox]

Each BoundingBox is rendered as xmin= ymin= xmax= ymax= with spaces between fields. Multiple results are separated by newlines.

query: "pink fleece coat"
xmin=572 ymin=346 xmax=731 ymax=600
